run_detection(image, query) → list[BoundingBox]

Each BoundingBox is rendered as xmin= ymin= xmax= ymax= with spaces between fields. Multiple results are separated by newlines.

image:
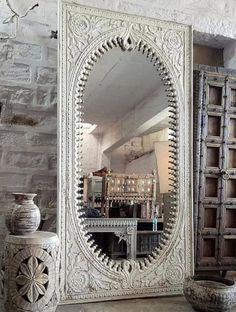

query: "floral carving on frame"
xmin=59 ymin=1 xmax=193 ymax=303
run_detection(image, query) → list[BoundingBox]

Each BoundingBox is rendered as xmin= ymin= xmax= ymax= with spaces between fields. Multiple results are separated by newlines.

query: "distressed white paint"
xmin=58 ymin=1 xmax=193 ymax=303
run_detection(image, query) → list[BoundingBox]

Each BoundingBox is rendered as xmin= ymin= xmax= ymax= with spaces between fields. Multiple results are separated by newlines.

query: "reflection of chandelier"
xmin=0 ymin=0 xmax=38 ymax=39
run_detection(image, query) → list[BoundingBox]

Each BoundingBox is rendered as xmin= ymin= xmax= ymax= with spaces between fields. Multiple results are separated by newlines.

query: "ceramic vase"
xmin=5 ymin=193 xmax=40 ymax=235
xmin=183 ymin=275 xmax=236 ymax=312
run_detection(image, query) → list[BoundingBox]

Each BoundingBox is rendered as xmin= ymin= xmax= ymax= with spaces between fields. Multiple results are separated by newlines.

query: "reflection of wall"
xmin=142 ymin=128 xmax=168 ymax=152
xmin=110 ymin=129 xmax=169 ymax=173
xmin=83 ymin=131 xmax=103 ymax=174
xmin=154 ymin=142 xmax=170 ymax=228
xmin=101 ymin=153 xmax=111 ymax=170
xmin=110 ymin=156 xmax=126 ymax=173
xmin=83 ymin=131 xmax=112 ymax=174
xmin=125 ymin=152 xmax=156 ymax=174
xmin=154 ymin=141 xmax=169 ymax=194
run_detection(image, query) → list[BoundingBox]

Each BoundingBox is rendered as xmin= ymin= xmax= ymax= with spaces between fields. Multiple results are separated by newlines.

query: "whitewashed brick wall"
xmin=0 ymin=0 xmax=58 ymax=255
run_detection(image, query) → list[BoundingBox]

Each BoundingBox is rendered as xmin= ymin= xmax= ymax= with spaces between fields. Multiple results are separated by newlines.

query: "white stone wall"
xmin=0 ymin=0 xmax=58 ymax=253
xmin=65 ymin=0 xmax=236 ymax=39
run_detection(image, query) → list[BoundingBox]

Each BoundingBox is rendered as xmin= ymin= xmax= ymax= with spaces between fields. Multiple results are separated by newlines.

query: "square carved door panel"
xmin=194 ymin=68 xmax=236 ymax=271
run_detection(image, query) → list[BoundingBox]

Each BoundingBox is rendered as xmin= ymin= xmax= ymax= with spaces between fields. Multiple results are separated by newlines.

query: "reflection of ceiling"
xmin=83 ymin=47 xmax=167 ymax=134
xmin=141 ymin=116 xmax=169 ymax=136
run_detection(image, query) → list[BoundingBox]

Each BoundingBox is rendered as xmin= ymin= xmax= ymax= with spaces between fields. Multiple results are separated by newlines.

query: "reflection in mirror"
xmin=80 ymin=46 xmax=171 ymax=260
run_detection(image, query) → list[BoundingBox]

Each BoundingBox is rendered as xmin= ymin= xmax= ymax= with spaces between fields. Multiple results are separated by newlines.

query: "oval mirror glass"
xmin=80 ymin=46 xmax=171 ymax=260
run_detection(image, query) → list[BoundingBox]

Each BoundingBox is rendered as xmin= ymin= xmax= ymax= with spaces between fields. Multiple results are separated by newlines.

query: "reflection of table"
xmin=85 ymin=218 xmax=137 ymax=259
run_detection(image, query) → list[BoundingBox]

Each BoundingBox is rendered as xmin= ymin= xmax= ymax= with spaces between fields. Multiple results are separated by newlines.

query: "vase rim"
xmin=188 ymin=275 xmax=235 ymax=287
xmin=12 ymin=193 xmax=37 ymax=197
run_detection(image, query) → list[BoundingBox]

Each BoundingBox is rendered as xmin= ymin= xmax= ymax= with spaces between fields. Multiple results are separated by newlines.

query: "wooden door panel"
xmin=204 ymin=207 xmax=217 ymax=228
xmin=194 ymin=68 xmax=236 ymax=272
xmin=228 ymin=148 xmax=236 ymax=169
xmin=230 ymin=88 xmax=236 ymax=108
xmin=206 ymin=146 xmax=220 ymax=168
xmin=207 ymin=115 xmax=222 ymax=137
xmin=225 ymin=208 xmax=236 ymax=229
xmin=209 ymin=85 xmax=223 ymax=106
xmin=197 ymin=236 xmax=218 ymax=267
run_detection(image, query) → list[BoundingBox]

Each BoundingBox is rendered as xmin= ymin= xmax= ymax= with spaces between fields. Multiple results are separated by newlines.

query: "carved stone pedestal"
xmin=4 ymin=231 xmax=60 ymax=312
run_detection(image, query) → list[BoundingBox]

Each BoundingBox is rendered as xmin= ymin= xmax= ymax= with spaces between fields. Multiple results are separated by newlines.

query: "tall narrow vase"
xmin=5 ymin=193 xmax=40 ymax=235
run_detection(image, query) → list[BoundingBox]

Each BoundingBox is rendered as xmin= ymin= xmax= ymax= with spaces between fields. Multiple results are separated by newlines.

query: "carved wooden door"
xmin=195 ymin=69 xmax=236 ymax=272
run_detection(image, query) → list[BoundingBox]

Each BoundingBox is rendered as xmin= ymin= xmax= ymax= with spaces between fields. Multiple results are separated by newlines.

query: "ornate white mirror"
xmin=59 ymin=1 xmax=193 ymax=303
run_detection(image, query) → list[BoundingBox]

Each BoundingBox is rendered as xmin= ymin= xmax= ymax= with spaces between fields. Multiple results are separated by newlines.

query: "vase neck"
xmin=13 ymin=193 xmax=37 ymax=203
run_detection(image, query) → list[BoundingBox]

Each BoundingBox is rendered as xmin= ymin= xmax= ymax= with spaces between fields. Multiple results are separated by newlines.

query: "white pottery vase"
xmin=5 ymin=193 xmax=41 ymax=235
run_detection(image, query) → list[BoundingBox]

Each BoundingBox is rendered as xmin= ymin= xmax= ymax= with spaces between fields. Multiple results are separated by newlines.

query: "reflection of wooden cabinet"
xmin=194 ymin=68 xmax=236 ymax=273
xmin=102 ymin=172 xmax=157 ymax=218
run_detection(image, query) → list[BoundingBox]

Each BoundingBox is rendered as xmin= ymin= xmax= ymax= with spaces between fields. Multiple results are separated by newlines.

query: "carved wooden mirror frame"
xmin=58 ymin=1 xmax=193 ymax=303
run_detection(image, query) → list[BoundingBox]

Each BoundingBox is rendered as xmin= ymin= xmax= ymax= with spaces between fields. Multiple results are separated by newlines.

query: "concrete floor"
xmin=1 ymin=296 xmax=236 ymax=311
xmin=56 ymin=296 xmax=236 ymax=312
xmin=56 ymin=297 xmax=193 ymax=312
xmin=56 ymin=296 xmax=226 ymax=312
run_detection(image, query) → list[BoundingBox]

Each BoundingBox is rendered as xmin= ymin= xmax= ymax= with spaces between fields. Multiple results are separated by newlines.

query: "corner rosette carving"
xmin=68 ymin=269 xmax=90 ymax=293
xmin=16 ymin=256 xmax=49 ymax=303
xmin=70 ymin=14 xmax=92 ymax=39
xmin=162 ymin=29 xmax=183 ymax=77
xmin=165 ymin=264 xmax=184 ymax=285
xmin=163 ymin=30 xmax=182 ymax=50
